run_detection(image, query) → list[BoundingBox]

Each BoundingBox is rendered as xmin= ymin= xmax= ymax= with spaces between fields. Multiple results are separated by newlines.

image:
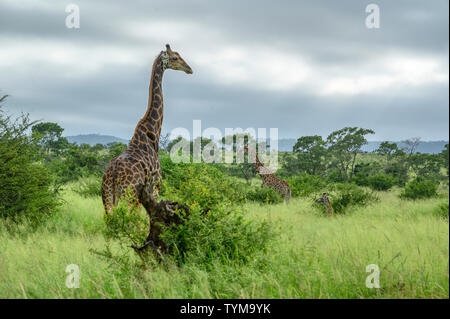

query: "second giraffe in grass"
xmin=315 ymin=192 xmax=335 ymax=216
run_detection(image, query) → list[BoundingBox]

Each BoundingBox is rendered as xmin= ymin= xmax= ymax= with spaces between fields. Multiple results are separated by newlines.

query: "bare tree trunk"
xmin=349 ymin=152 xmax=358 ymax=181
xmin=132 ymin=184 xmax=190 ymax=258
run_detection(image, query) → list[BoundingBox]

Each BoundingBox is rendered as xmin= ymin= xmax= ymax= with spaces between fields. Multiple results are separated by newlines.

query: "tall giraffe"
xmin=243 ymin=144 xmax=291 ymax=203
xmin=315 ymin=192 xmax=335 ymax=216
xmin=102 ymin=44 xmax=192 ymax=215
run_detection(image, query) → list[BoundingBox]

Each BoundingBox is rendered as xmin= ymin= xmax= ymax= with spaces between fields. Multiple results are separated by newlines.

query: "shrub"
xmin=366 ymin=173 xmax=396 ymax=191
xmin=286 ymin=174 xmax=327 ymax=197
xmin=103 ymin=189 xmax=149 ymax=248
xmin=400 ymin=178 xmax=438 ymax=200
xmin=245 ymin=186 xmax=283 ymax=204
xmin=432 ymin=201 xmax=449 ymax=220
xmin=161 ymin=207 xmax=273 ymax=265
xmin=73 ymin=177 xmax=102 ymax=198
xmin=321 ymin=183 xmax=378 ymax=215
xmin=0 ymin=107 xmax=60 ymax=223
xmin=144 ymin=156 xmax=275 ymax=264
xmin=46 ymin=144 xmax=104 ymax=184
xmin=103 ymin=157 xmax=275 ymax=266
xmin=160 ymin=156 xmax=247 ymax=209
xmin=352 ymin=162 xmax=385 ymax=187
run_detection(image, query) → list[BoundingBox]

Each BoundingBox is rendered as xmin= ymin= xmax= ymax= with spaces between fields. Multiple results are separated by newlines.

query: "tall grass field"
xmin=0 ymin=183 xmax=448 ymax=299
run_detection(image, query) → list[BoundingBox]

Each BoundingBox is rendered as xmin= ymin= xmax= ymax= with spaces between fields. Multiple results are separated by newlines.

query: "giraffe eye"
xmin=170 ymin=57 xmax=178 ymax=61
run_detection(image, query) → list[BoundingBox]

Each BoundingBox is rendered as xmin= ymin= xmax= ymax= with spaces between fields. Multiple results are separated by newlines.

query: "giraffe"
xmin=242 ymin=144 xmax=291 ymax=203
xmin=315 ymin=192 xmax=335 ymax=216
xmin=101 ymin=44 xmax=192 ymax=253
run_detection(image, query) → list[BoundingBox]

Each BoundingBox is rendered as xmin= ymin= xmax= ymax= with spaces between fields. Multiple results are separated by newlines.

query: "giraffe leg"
xmin=102 ymin=167 xmax=116 ymax=214
xmin=285 ymin=188 xmax=291 ymax=203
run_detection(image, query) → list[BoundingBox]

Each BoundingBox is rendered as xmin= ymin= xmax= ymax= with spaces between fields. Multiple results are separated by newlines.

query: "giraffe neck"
xmin=254 ymin=153 xmax=267 ymax=175
xmin=131 ymin=52 xmax=166 ymax=149
xmin=324 ymin=197 xmax=334 ymax=215
xmin=254 ymin=153 xmax=263 ymax=169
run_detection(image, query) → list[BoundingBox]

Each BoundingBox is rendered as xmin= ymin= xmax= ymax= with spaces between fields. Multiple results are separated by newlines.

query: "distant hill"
xmin=66 ymin=134 xmax=129 ymax=146
xmin=277 ymin=139 xmax=448 ymax=154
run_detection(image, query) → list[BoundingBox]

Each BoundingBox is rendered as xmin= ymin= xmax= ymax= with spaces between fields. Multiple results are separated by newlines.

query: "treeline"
xmin=31 ymin=121 xmax=127 ymax=189
xmin=1 ymin=95 xmax=449 ymax=222
xmin=279 ymin=129 xmax=448 ymax=189
xmin=0 ymin=97 xmax=127 ymax=221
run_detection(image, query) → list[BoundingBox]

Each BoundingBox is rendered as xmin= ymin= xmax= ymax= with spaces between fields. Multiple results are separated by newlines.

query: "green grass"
xmin=0 ymin=186 xmax=448 ymax=299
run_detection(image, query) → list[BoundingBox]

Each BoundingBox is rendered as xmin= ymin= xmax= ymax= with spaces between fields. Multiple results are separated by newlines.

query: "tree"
xmin=326 ymin=127 xmax=375 ymax=182
xmin=440 ymin=144 xmax=449 ymax=179
xmin=0 ymin=97 xmax=59 ymax=222
xmin=31 ymin=122 xmax=68 ymax=155
xmin=221 ymin=133 xmax=258 ymax=152
xmin=292 ymin=135 xmax=327 ymax=175
xmin=166 ymin=136 xmax=215 ymax=154
xmin=410 ymin=153 xmax=443 ymax=183
xmin=159 ymin=133 xmax=170 ymax=152
xmin=401 ymin=137 xmax=421 ymax=184
xmin=376 ymin=141 xmax=398 ymax=168
xmin=402 ymin=137 xmax=421 ymax=156
xmin=107 ymin=142 xmax=127 ymax=159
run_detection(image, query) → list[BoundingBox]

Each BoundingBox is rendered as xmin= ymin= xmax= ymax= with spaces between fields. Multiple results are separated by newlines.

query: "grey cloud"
xmin=0 ymin=0 xmax=448 ymax=141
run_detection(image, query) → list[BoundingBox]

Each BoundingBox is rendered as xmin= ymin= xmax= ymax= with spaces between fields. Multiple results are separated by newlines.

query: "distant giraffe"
xmin=243 ymin=144 xmax=291 ymax=203
xmin=101 ymin=44 xmax=192 ymax=253
xmin=315 ymin=192 xmax=335 ymax=216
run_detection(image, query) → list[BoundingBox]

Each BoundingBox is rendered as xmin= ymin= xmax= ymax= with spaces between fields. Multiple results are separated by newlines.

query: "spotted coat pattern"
xmin=315 ymin=192 xmax=335 ymax=216
xmin=244 ymin=145 xmax=291 ymax=203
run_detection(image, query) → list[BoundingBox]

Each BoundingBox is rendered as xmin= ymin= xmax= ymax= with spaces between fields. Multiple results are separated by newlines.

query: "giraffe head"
xmin=161 ymin=44 xmax=193 ymax=74
xmin=241 ymin=144 xmax=254 ymax=156
xmin=315 ymin=192 xmax=329 ymax=203
xmin=240 ymin=144 xmax=258 ymax=164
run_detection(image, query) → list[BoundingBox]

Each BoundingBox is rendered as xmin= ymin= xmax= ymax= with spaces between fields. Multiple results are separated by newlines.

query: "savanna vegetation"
xmin=0 ymin=96 xmax=448 ymax=298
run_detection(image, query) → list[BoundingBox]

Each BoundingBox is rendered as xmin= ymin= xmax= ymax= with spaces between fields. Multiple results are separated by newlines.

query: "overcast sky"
xmin=0 ymin=0 xmax=448 ymax=141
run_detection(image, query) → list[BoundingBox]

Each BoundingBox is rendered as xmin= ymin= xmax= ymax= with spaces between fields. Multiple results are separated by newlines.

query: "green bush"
xmin=103 ymin=189 xmax=149 ymax=248
xmin=46 ymin=144 xmax=104 ymax=184
xmin=366 ymin=173 xmax=396 ymax=191
xmin=245 ymin=186 xmax=283 ymax=204
xmin=156 ymin=156 xmax=275 ymax=264
xmin=324 ymin=183 xmax=378 ymax=215
xmin=161 ymin=208 xmax=273 ymax=265
xmin=101 ymin=156 xmax=274 ymax=266
xmin=160 ymin=155 xmax=247 ymax=209
xmin=0 ymin=108 xmax=60 ymax=223
xmin=286 ymin=174 xmax=327 ymax=197
xmin=352 ymin=162 xmax=384 ymax=187
xmin=432 ymin=201 xmax=449 ymax=220
xmin=400 ymin=178 xmax=438 ymax=200
xmin=73 ymin=177 xmax=102 ymax=198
